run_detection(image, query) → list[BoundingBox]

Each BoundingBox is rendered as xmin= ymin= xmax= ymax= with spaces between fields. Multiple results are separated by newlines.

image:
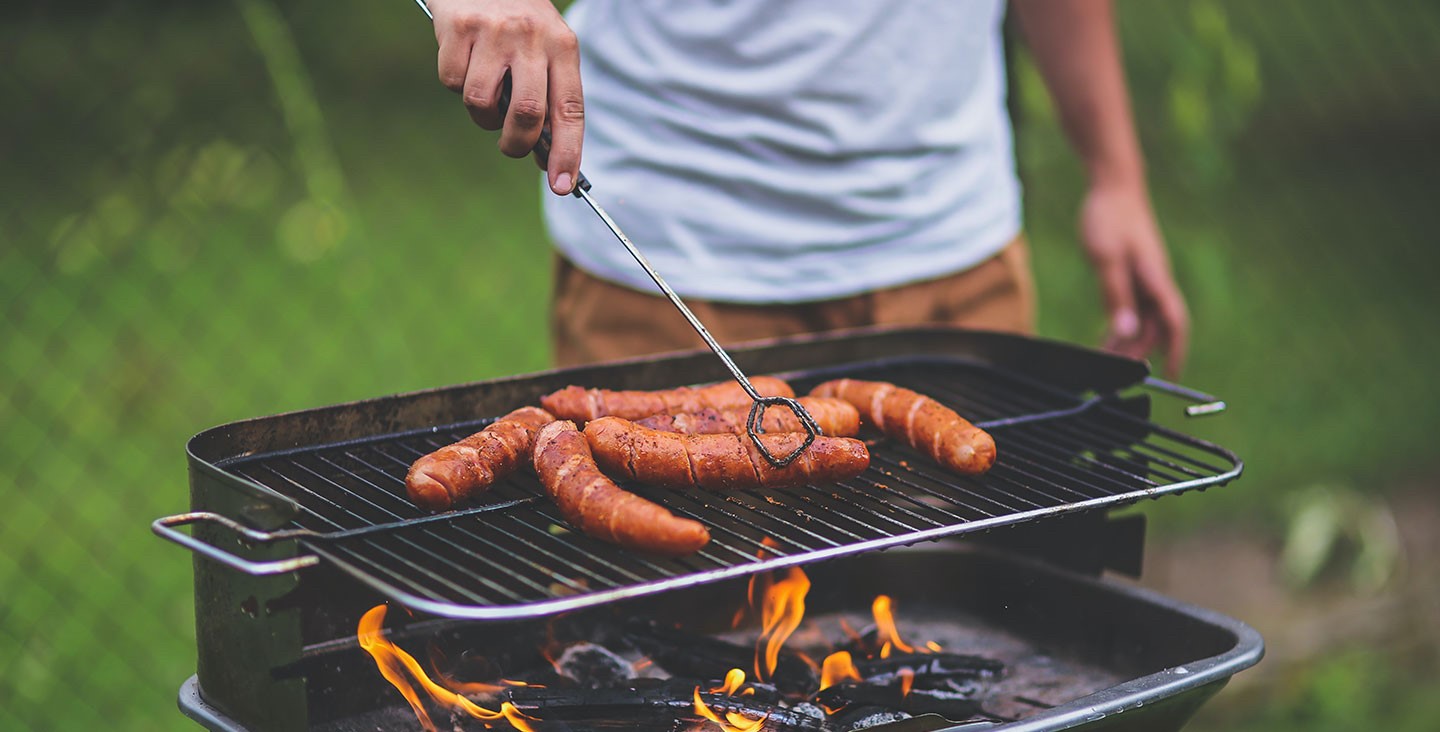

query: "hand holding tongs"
xmin=412 ymin=1 xmax=821 ymax=468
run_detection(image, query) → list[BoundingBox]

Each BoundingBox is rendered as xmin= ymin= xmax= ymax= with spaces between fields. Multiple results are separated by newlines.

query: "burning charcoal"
xmin=813 ymin=682 xmax=986 ymax=722
xmin=555 ymin=642 xmax=633 ymax=689
xmin=855 ymin=652 xmax=1004 ymax=696
xmin=502 ymin=678 xmax=823 ymax=730
xmin=829 ymin=706 xmax=912 ymax=732
xmin=623 ymin=618 xmax=819 ymax=694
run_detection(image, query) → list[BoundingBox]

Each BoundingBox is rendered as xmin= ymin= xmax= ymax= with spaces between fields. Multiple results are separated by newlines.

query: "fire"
xmin=898 ymin=667 xmax=915 ymax=697
xmin=753 ymin=566 xmax=810 ymax=681
xmin=818 ymin=650 xmax=862 ymax=691
xmin=357 ymin=604 xmax=540 ymax=731
xmin=693 ymin=668 xmax=768 ymax=732
xmin=871 ymin=595 xmax=916 ymax=655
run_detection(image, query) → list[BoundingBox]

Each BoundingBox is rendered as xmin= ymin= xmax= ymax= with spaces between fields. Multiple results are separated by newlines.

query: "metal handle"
xmin=1142 ymin=377 xmax=1227 ymax=417
xmin=152 ymin=512 xmax=320 ymax=576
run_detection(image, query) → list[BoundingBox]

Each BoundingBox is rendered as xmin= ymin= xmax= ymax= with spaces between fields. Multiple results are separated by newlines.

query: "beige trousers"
xmin=551 ymin=235 xmax=1036 ymax=367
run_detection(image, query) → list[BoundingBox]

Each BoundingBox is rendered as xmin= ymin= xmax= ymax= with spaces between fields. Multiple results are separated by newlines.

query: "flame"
xmin=358 ymin=604 xmax=538 ymax=730
xmin=693 ymin=668 xmax=768 ymax=732
xmin=818 ymin=651 xmax=862 ymax=691
xmin=871 ymin=595 xmax=916 ymax=654
xmin=736 ymin=538 xmax=784 ymax=629
xmin=358 ymin=605 xmax=439 ymax=731
xmin=926 ymin=640 xmax=943 ymax=653
xmin=898 ymin=667 xmax=915 ymax=697
xmin=753 ymin=566 xmax=810 ymax=681
xmin=710 ymin=667 xmax=748 ymax=695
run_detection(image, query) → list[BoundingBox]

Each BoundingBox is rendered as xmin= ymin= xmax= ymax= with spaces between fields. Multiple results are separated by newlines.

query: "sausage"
xmin=532 ymin=420 xmax=711 ymax=556
xmin=635 ymin=397 xmax=861 ymax=437
xmin=583 ymin=417 xmax=870 ymax=490
xmin=809 ymin=378 xmax=996 ymax=475
xmin=540 ymin=376 xmax=795 ymax=422
xmin=405 ymin=406 xmax=555 ymax=512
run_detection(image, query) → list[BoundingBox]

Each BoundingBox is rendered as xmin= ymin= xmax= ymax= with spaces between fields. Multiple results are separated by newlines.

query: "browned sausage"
xmin=635 ymin=397 xmax=861 ymax=437
xmin=583 ymin=417 xmax=870 ymax=490
xmin=405 ymin=406 xmax=555 ymax=512
xmin=533 ymin=420 xmax=711 ymax=556
xmin=810 ymin=378 xmax=995 ymax=475
xmin=540 ymin=376 xmax=795 ymax=422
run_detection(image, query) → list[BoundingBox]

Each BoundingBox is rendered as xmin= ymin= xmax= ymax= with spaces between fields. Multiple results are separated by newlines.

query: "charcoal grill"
xmin=155 ymin=327 xmax=1261 ymax=732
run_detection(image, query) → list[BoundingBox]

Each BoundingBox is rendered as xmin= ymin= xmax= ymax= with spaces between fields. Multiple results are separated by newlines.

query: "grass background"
xmin=2 ymin=0 xmax=1438 ymax=730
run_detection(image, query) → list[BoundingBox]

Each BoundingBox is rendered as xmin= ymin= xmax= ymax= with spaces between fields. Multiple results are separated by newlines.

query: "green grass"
xmin=2 ymin=0 xmax=1438 ymax=730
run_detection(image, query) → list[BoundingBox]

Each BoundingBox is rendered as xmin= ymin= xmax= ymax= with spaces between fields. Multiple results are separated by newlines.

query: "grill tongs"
xmin=409 ymin=2 xmax=821 ymax=468
xmin=546 ymin=142 xmax=821 ymax=467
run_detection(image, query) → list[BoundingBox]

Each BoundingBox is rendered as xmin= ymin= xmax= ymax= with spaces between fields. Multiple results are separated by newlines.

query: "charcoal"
xmin=828 ymin=706 xmax=912 ymax=732
xmin=855 ymin=652 xmax=1003 ymax=696
xmin=813 ymin=682 xmax=986 ymax=722
xmin=555 ymin=642 xmax=633 ymax=689
xmin=623 ymin=618 xmax=818 ymax=694
xmin=502 ymin=679 xmax=822 ymax=730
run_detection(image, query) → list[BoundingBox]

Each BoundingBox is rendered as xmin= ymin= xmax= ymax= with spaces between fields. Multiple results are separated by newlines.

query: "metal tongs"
xmin=413 ymin=2 xmax=821 ymax=468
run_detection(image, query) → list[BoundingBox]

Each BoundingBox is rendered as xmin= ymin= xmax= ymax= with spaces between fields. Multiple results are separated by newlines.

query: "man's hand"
xmin=1013 ymin=0 xmax=1190 ymax=377
xmin=1081 ymin=181 xmax=1189 ymax=378
xmin=429 ymin=0 xmax=584 ymax=195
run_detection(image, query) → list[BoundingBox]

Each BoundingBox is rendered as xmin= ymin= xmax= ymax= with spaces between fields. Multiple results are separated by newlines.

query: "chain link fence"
xmin=2 ymin=1 xmax=1437 ymax=730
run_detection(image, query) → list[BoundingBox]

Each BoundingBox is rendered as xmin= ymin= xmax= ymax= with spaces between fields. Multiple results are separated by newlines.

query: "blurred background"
xmin=2 ymin=0 xmax=1437 ymax=730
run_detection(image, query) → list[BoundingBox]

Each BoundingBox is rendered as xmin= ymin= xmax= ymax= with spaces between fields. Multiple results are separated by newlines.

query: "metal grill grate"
xmin=212 ymin=357 xmax=1240 ymax=619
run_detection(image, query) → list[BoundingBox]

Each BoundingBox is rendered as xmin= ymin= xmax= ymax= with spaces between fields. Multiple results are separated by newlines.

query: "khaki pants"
xmin=551 ymin=235 xmax=1035 ymax=367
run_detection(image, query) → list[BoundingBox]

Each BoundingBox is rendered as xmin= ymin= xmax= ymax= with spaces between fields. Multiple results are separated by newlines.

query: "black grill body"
xmin=167 ymin=327 xmax=1258 ymax=731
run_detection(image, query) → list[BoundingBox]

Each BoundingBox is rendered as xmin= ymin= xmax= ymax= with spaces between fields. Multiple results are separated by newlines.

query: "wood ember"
xmin=623 ymin=618 xmax=819 ymax=694
xmin=813 ymin=682 xmax=986 ymax=722
xmin=554 ymin=642 xmax=633 ymax=689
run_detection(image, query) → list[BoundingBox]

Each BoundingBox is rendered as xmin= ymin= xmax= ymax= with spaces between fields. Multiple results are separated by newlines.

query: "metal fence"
xmin=2 ymin=1 xmax=1437 ymax=730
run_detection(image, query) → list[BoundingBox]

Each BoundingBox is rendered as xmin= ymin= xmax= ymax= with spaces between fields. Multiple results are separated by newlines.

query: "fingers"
xmin=430 ymin=0 xmax=585 ymax=190
xmin=1093 ymin=248 xmax=1140 ymax=345
xmin=462 ymin=40 xmax=506 ymax=130
xmin=544 ymin=34 xmax=584 ymax=195
xmin=497 ymin=56 xmax=547 ymax=158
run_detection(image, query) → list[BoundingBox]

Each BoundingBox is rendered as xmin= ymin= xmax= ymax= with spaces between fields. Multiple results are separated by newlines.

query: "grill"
xmin=156 ymin=327 xmax=1260 ymax=732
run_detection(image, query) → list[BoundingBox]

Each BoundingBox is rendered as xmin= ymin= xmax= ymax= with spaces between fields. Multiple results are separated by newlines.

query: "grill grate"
xmin=214 ymin=357 xmax=1239 ymax=619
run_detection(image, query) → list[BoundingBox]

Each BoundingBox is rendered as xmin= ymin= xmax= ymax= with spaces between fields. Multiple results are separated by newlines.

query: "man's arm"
xmin=1012 ymin=0 xmax=1189 ymax=377
xmin=428 ymin=0 xmax=584 ymax=196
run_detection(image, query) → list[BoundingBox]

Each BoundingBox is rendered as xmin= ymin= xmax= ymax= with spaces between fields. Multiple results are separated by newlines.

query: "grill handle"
xmin=152 ymin=512 xmax=320 ymax=576
xmin=1143 ymin=377 xmax=1227 ymax=416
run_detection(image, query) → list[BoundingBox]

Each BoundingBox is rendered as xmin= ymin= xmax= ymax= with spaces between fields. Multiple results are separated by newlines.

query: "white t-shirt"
xmin=543 ymin=0 xmax=1022 ymax=304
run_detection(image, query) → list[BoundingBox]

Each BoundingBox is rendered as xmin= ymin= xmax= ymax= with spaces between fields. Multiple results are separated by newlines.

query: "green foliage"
xmin=3 ymin=1 xmax=1439 ymax=730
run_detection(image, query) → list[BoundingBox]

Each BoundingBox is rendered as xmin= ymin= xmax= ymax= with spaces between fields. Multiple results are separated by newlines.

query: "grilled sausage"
xmin=533 ymin=420 xmax=711 ymax=556
xmin=540 ymin=376 xmax=795 ymax=422
xmin=810 ymin=379 xmax=996 ymax=475
xmin=405 ymin=406 xmax=555 ymax=512
xmin=583 ymin=417 xmax=870 ymax=490
xmin=634 ymin=397 xmax=861 ymax=437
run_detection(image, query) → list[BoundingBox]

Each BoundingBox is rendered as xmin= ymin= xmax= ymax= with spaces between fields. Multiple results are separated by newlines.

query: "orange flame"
xmin=818 ymin=650 xmax=862 ymax=691
xmin=753 ymin=567 xmax=810 ymax=681
xmin=693 ymin=668 xmax=768 ymax=732
xmin=710 ymin=667 xmax=748 ymax=695
xmin=358 ymin=605 xmax=539 ymax=730
xmin=898 ymin=667 xmax=915 ymax=697
xmin=871 ymin=595 xmax=915 ymax=654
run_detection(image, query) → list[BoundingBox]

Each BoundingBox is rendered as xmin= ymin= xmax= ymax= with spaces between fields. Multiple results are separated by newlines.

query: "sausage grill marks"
xmin=405 ymin=406 xmax=556 ymax=512
xmin=810 ymin=378 xmax=996 ymax=475
xmin=540 ymin=376 xmax=796 ymax=421
xmin=404 ymin=377 xmax=989 ymax=555
xmin=583 ymin=417 xmax=871 ymax=491
xmin=635 ymin=396 xmax=862 ymax=437
xmin=533 ymin=421 xmax=711 ymax=556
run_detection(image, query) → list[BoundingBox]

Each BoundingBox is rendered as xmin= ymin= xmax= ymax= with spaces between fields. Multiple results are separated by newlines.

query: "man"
xmin=428 ymin=0 xmax=1188 ymax=376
